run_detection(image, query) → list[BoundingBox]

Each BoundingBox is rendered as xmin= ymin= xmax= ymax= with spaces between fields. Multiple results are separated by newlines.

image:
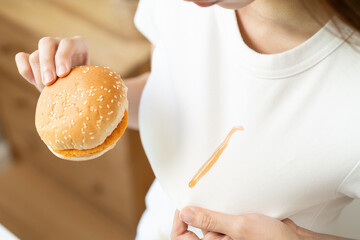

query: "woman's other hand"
xmin=15 ymin=36 xmax=89 ymax=91
xmin=171 ymin=207 xmax=305 ymax=240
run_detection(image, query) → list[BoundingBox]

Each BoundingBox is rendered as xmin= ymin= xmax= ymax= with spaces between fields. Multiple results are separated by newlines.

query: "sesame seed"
xmin=107 ymin=105 xmax=110 ymax=108
xmin=108 ymin=111 xmax=113 ymax=115
xmin=99 ymin=105 xmax=103 ymax=108
xmin=108 ymin=89 xmax=111 ymax=93
xmin=83 ymin=100 xmax=88 ymax=105
xmin=86 ymin=116 xmax=89 ymax=120
xmin=64 ymin=136 xmax=67 ymax=140
xmin=111 ymin=99 xmax=114 ymax=103
xmin=114 ymin=95 xmax=117 ymax=99
xmin=90 ymin=137 xmax=94 ymax=139
xmin=89 ymin=132 xmax=93 ymax=135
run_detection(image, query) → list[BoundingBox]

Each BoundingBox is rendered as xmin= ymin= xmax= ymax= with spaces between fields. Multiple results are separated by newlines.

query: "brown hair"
xmin=324 ymin=0 xmax=360 ymax=32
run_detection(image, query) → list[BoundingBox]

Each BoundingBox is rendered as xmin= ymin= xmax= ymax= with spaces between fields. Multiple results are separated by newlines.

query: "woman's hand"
xmin=171 ymin=206 xmax=352 ymax=240
xmin=15 ymin=36 xmax=89 ymax=91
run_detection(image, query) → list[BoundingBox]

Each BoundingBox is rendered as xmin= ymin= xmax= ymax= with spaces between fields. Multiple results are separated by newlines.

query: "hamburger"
xmin=35 ymin=65 xmax=128 ymax=161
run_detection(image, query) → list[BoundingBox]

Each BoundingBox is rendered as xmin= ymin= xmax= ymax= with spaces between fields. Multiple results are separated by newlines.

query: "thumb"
xmin=180 ymin=206 xmax=238 ymax=235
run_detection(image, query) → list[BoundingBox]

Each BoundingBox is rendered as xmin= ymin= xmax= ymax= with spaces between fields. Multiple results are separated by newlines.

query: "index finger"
xmin=38 ymin=37 xmax=60 ymax=85
xmin=171 ymin=210 xmax=199 ymax=240
xmin=180 ymin=207 xmax=239 ymax=237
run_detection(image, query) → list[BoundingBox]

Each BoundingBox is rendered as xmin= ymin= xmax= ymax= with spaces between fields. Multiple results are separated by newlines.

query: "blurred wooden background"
xmin=0 ymin=0 xmax=154 ymax=239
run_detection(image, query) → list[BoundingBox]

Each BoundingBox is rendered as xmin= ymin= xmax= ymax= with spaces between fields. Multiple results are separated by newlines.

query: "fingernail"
xmin=43 ymin=70 xmax=54 ymax=84
xmin=57 ymin=64 xmax=66 ymax=76
xmin=180 ymin=207 xmax=195 ymax=224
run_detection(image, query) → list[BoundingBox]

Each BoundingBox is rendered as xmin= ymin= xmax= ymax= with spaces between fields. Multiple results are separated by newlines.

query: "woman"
xmin=15 ymin=0 xmax=360 ymax=239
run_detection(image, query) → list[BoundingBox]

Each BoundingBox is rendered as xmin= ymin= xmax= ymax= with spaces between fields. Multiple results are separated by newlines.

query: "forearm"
xmin=124 ymin=71 xmax=150 ymax=130
xmin=297 ymin=226 xmax=356 ymax=240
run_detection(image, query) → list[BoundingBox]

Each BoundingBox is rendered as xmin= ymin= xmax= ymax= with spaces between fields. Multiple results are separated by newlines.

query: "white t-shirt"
xmin=134 ymin=0 xmax=360 ymax=239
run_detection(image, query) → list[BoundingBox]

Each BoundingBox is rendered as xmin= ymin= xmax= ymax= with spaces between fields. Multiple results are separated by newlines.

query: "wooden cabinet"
xmin=0 ymin=0 xmax=154 ymax=239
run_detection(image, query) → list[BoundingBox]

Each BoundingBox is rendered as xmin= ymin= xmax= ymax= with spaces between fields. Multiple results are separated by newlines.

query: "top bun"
xmin=35 ymin=65 xmax=128 ymax=152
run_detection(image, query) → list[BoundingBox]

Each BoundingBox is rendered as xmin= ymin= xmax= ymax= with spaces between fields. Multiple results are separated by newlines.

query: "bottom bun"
xmin=48 ymin=141 xmax=117 ymax=161
xmin=49 ymin=110 xmax=128 ymax=161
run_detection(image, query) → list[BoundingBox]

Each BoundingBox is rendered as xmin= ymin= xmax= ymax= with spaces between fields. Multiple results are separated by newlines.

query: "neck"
xmin=236 ymin=0 xmax=331 ymax=54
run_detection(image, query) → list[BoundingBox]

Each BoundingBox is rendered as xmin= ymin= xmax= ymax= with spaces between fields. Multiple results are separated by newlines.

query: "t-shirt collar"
xmin=214 ymin=6 xmax=354 ymax=79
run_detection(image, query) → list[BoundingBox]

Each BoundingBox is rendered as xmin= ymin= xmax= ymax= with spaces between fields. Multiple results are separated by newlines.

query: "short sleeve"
xmin=134 ymin=0 xmax=159 ymax=45
xmin=338 ymin=160 xmax=360 ymax=199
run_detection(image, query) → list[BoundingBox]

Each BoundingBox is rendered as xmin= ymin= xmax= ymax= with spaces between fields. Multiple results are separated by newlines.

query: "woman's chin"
xmin=193 ymin=1 xmax=218 ymax=7
xmin=216 ymin=0 xmax=254 ymax=9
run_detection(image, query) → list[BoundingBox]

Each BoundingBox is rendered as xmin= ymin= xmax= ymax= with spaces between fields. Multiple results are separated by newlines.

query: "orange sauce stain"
xmin=188 ymin=126 xmax=244 ymax=188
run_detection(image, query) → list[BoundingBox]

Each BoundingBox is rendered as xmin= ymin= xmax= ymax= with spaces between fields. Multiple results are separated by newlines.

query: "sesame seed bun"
xmin=35 ymin=65 xmax=128 ymax=161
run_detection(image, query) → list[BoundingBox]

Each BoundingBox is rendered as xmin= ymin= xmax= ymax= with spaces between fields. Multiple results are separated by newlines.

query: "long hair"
xmin=324 ymin=0 xmax=360 ymax=32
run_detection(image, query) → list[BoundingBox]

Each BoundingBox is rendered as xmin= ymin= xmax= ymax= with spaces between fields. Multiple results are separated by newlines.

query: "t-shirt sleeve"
xmin=338 ymin=160 xmax=360 ymax=199
xmin=134 ymin=0 xmax=159 ymax=46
